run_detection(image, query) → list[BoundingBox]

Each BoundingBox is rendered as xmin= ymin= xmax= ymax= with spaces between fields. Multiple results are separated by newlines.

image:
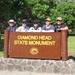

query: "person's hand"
xmin=60 ymin=28 xmax=65 ymax=30
xmin=60 ymin=27 xmax=68 ymax=30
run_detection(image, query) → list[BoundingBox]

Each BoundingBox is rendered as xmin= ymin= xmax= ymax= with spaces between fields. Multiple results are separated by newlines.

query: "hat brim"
xmin=57 ymin=19 xmax=62 ymax=21
xmin=45 ymin=20 xmax=51 ymax=22
xmin=22 ymin=22 xmax=27 ymax=23
xmin=57 ymin=17 xmax=62 ymax=21
xmin=34 ymin=22 xmax=39 ymax=24
xmin=8 ymin=21 xmax=16 ymax=24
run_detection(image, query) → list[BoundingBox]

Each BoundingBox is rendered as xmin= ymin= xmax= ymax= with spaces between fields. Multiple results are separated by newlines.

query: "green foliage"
xmin=0 ymin=0 xmax=75 ymax=32
xmin=0 ymin=0 xmax=57 ymax=33
xmin=50 ymin=2 xmax=75 ymax=29
xmin=28 ymin=0 xmax=57 ymax=20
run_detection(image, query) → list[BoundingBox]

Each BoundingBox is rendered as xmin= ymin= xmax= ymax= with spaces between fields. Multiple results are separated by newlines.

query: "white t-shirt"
xmin=29 ymin=27 xmax=42 ymax=32
xmin=16 ymin=26 xmax=29 ymax=32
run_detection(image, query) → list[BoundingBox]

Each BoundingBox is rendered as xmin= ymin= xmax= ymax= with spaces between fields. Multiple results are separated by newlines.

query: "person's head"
xmin=8 ymin=19 xmax=16 ymax=27
xmin=45 ymin=18 xmax=51 ymax=26
xmin=22 ymin=19 xmax=27 ymax=27
xmin=57 ymin=17 xmax=62 ymax=25
xmin=33 ymin=20 xmax=39 ymax=28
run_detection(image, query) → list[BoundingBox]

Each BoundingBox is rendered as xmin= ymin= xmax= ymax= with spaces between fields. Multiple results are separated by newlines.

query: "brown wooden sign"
xmin=4 ymin=30 xmax=68 ymax=60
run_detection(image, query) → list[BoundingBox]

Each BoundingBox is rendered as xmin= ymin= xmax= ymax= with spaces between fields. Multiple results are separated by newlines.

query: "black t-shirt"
xmin=55 ymin=25 xmax=67 ymax=32
xmin=55 ymin=24 xmax=69 ymax=37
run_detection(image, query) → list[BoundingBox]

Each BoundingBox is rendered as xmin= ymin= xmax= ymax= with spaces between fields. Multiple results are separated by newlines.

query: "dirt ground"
xmin=68 ymin=51 xmax=75 ymax=61
xmin=68 ymin=51 xmax=75 ymax=56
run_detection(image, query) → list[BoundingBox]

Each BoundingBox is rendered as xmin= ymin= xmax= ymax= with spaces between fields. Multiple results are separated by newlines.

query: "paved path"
xmin=0 ymin=71 xmax=71 ymax=75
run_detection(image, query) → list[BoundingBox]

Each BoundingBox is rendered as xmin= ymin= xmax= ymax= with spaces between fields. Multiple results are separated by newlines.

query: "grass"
xmin=68 ymin=36 xmax=75 ymax=51
xmin=0 ymin=51 xmax=4 ymax=57
xmin=0 ymin=32 xmax=75 ymax=57
xmin=68 ymin=30 xmax=75 ymax=56
xmin=68 ymin=30 xmax=75 ymax=50
xmin=0 ymin=34 xmax=4 ymax=57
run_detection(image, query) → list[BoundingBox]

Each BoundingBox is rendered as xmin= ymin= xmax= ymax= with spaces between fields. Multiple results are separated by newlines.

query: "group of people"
xmin=6 ymin=17 xmax=68 ymax=32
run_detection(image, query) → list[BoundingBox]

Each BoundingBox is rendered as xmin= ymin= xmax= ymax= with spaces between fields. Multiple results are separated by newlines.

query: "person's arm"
xmin=42 ymin=25 xmax=45 ymax=30
xmin=61 ymin=26 xmax=68 ymax=30
xmin=13 ymin=25 xmax=17 ymax=32
xmin=42 ymin=25 xmax=46 ymax=32
xmin=47 ymin=30 xmax=54 ymax=32
xmin=42 ymin=30 xmax=54 ymax=32
xmin=6 ymin=26 xmax=10 ymax=30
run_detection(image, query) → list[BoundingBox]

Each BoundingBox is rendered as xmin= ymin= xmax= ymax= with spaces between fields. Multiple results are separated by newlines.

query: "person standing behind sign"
xmin=6 ymin=19 xmax=16 ymax=32
xmin=29 ymin=20 xmax=42 ymax=32
xmin=42 ymin=18 xmax=55 ymax=32
xmin=16 ymin=19 xmax=29 ymax=32
xmin=55 ymin=17 xmax=68 ymax=32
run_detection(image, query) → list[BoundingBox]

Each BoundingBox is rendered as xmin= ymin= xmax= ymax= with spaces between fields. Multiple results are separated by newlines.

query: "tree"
xmin=27 ymin=0 xmax=57 ymax=20
xmin=0 ymin=0 xmax=57 ymax=34
xmin=50 ymin=2 xmax=75 ymax=29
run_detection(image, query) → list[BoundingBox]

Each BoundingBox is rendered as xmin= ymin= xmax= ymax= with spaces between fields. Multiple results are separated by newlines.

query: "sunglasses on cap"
xmin=45 ymin=20 xmax=51 ymax=22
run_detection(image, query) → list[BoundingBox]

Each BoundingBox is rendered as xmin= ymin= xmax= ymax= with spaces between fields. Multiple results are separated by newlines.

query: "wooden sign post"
xmin=4 ymin=30 xmax=9 ymax=58
xmin=61 ymin=30 xmax=68 ymax=60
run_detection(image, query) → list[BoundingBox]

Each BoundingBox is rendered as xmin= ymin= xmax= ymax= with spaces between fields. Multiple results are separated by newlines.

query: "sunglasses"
xmin=22 ymin=22 xmax=27 ymax=24
xmin=45 ymin=20 xmax=50 ymax=22
xmin=9 ymin=22 xmax=14 ymax=23
xmin=57 ymin=20 xmax=62 ymax=22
